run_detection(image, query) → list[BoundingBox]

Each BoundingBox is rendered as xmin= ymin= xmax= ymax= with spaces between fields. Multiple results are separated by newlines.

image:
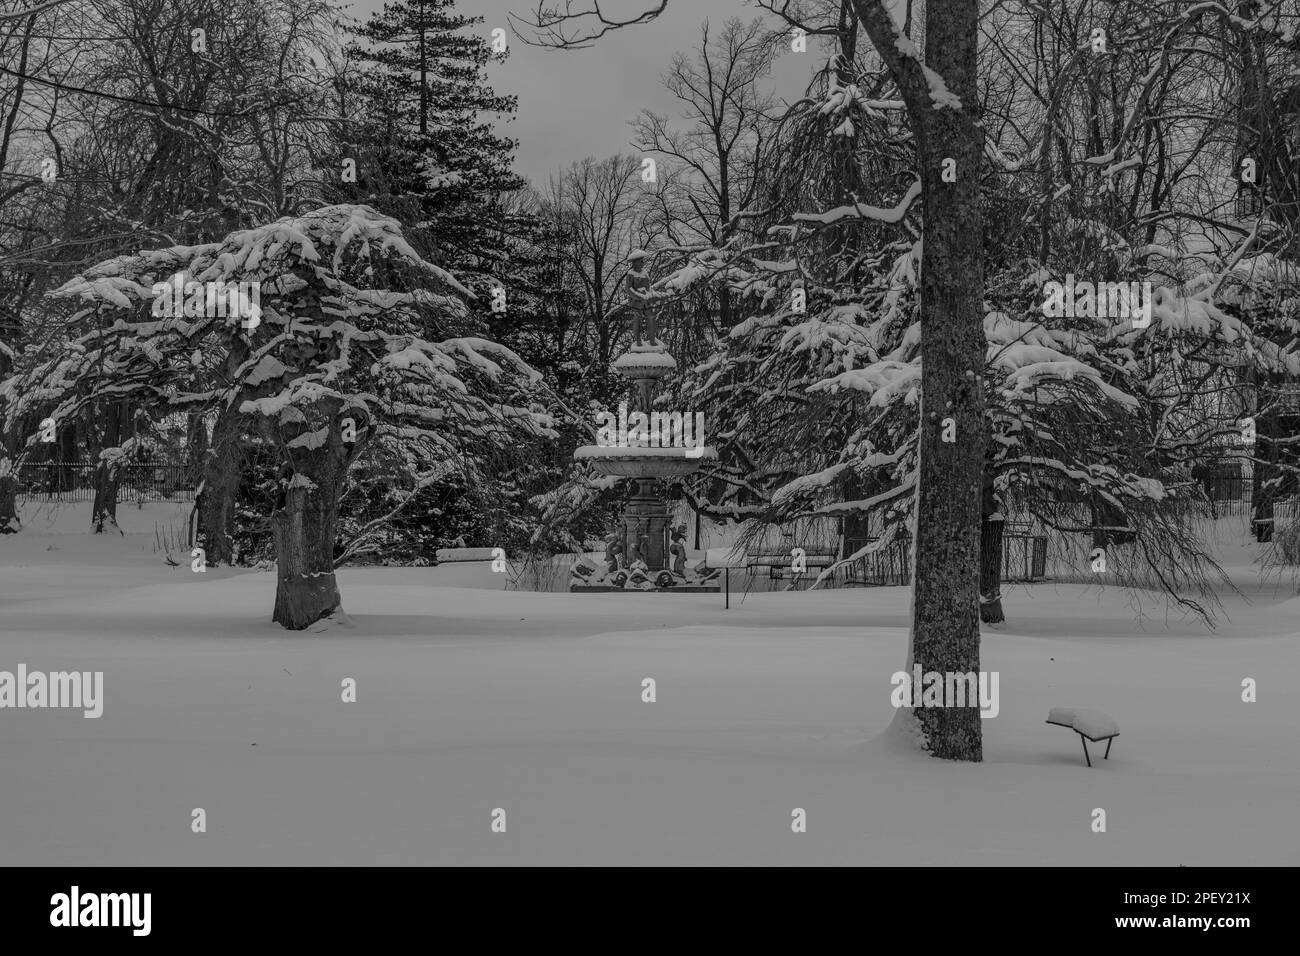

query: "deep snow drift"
xmin=1 ymin=500 xmax=1297 ymax=865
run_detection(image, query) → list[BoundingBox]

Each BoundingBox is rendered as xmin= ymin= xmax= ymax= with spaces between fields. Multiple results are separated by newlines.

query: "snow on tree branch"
xmin=793 ymin=179 xmax=922 ymax=227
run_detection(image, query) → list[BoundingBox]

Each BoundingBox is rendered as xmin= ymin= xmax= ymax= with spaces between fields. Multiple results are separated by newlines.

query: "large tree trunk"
xmin=271 ymin=462 xmax=343 ymax=629
xmin=909 ymin=97 xmax=987 ymax=761
xmin=0 ymin=431 xmax=19 ymax=533
xmin=979 ymin=482 xmax=1005 ymax=625
xmin=197 ymin=403 xmax=243 ymax=564
xmin=55 ymin=423 xmax=76 ymax=493
xmin=268 ymin=413 xmax=359 ymax=630
xmin=91 ymin=467 xmax=119 ymax=531
xmin=858 ymin=0 xmax=986 ymax=761
xmin=198 ymin=340 xmax=251 ymax=564
xmin=91 ymin=403 xmax=127 ymax=534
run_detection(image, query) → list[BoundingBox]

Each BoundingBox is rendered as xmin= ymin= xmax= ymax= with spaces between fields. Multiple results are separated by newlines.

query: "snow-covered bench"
xmin=435 ymin=547 xmax=499 ymax=563
xmin=1047 ymin=707 xmax=1120 ymax=767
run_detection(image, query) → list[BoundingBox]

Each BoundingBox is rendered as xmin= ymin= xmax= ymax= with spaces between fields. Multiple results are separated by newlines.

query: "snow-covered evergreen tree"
xmin=3 ymin=205 xmax=554 ymax=628
xmin=333 ymin=0 xmax=524 ymax=279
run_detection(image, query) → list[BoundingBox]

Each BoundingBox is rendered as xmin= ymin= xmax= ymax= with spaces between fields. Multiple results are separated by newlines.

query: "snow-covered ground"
xmin=2 ymin=500 xmax=1297 ymax=865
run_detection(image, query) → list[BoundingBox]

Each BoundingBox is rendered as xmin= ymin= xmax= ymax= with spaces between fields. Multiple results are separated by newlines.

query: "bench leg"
xmin=1104 ymin=737 xmax=1113 ymax=760
xmin=1080 ymin=734 xmax=1092 ymax=768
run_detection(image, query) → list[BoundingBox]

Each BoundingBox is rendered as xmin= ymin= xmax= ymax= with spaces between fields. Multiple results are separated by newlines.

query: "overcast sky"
xmin=346 ymin=0 xmax=819 ymax=187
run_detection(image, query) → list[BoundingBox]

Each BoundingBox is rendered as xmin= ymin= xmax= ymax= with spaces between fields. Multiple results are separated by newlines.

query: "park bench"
xmin=703 ymin=546 xmax=834 ymax=608
xmin=1047 ymin=707 xmax=1120 ymax=767
xmin=744 ymin=549 xmax=837 ymax=590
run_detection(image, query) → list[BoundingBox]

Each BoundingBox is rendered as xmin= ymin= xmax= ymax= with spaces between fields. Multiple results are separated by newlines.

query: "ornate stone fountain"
xmin=571 ymin=250 xmax=719 ymax=592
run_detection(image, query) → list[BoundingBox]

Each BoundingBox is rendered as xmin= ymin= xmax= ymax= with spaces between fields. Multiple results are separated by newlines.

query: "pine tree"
xmin=302 ymin=2 xmax=563 ymax=560
xmin=338 ymin=0 xmax=525 ymax=277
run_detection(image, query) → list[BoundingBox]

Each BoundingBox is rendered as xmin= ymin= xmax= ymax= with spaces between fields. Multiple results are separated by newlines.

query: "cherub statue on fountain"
xmin=623 ymin=527 xmax=654 ymax=590
xmin=627 ymin=527 xmax=650 ymax=571
xmin=604 ymin=536 xmax=624 ymax=576
xmin=669 ymin=523 xmax=688 ymax=576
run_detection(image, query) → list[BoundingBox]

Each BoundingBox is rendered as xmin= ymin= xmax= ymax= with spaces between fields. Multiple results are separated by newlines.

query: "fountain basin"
xmin=574 ymin=444 xmax=717 ymax=478
xmin=612 ymin=347 xmax=677 ymax=379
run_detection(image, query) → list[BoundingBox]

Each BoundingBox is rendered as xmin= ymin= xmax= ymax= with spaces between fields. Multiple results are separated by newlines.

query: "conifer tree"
xmin=337 ymin=0 xmax=525 ymax=279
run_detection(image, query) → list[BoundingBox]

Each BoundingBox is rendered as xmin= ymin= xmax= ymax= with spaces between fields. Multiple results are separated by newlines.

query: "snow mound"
xmin=306 ymin=607 xmax=355 ymax=632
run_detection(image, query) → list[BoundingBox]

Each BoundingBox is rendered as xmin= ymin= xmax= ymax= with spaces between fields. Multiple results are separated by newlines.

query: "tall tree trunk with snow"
xmin=857 ymin=0 xmax=986 ymax=760
xmin=91 ymin=403 xmax=127 ymax=534
xmin=271 ymin=459 xmax=343 ymax=629
xmin=197 ymin=342 xmax=250 ymax=565
xmin=91 ymin=470 xmax=118 ymax=532
xmin=197 ymin=403 xmax=244 ymax=564
xmin=263 ymin=407 xmax=365 ymax=630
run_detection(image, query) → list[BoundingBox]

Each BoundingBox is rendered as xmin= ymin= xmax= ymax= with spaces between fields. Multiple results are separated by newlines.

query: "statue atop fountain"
xmin=626 ymin=250 xmax=658 ymax=347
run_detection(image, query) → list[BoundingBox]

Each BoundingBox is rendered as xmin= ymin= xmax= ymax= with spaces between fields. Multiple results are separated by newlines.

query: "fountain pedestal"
xmin=623 ymin=478 xmax=669 ymax=570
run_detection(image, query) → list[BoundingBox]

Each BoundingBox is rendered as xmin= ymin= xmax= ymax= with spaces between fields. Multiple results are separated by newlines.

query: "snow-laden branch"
xmin=793 ymin=179 xmax=922 ymax=227
xmin=850 ymin=0 xmax=965 ymax=115
xmin=1198 ymin=219 xmax=1266 ymax=303
xmin=333 ymin=467 xmax=453 ymax=567
xmin=892 ymin=34 xmax=963 ymax=110
xmin=985 ymin=138 xmax=1037 ymax=173
xmin=809 ymin=521 xmax=907 ymax=590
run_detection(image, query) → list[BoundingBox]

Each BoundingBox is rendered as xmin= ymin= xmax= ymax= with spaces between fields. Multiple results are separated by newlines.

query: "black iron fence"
xmin=1002 ymin=528 xmax=1048 ymax=582
xmin=12 ymin=461 xmax=195 ymax=503
xmin=833 ymin=537 xmax=912 ymax=587
xmin=1198 ymin=472 xmax=1299 ymax=521
xmin=1195 ymin=459 xmax=1300 ymax=506
xmin=832 ymin=528 xmax=1046 ymax=588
